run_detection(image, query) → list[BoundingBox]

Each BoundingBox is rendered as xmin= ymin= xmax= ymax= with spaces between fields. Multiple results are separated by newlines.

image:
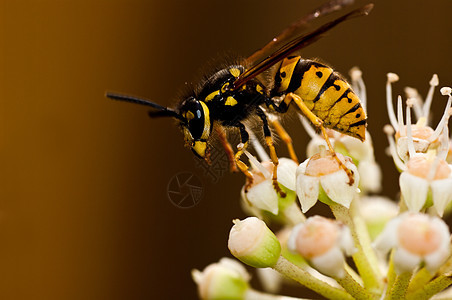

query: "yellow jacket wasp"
xmin=107 ymin=0 xmax=373 ymax=196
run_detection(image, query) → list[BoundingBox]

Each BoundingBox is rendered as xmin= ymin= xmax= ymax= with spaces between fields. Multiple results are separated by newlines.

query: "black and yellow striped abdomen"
xmin=271 ymin=56 xmax=366 ymax=141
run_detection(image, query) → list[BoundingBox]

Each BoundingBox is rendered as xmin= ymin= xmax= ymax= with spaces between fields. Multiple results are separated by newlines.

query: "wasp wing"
xmin=232 ymin=3 xmax=373 ymax=90
xmin=246 ymin=0 xmax=355 ymax=65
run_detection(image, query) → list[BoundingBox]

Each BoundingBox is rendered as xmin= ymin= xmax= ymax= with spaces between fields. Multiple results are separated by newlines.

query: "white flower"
xmin=374 ymin=213 xmax=451 ymax=274
xmin=287 ymin=216 xmax=355 ymax=278
xmin=399 ymin=154 xmax=452 ymax=216
xmin=241 ymin=133 xmax=298 ymax=216
xmin=241 ymin=157 xmax=298 ymax=215
xmin=191 ymin=257 xmax=250 ymax=300
xmin=296 ymin=150 xmax=360 ymax=213
xmin=385 ymin=73 xmax=451 ymax=163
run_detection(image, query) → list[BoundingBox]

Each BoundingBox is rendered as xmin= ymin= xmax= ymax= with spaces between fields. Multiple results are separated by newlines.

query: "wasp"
xmin=107 ymin=0 xmax=372 ymax=195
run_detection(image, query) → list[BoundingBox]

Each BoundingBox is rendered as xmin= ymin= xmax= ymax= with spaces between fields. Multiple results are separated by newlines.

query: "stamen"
xmin=387 ymin=73 xmax=400 ymax=130
xmin=350 ymin=67 xmax=367 ymax=112
xmin=429 ymin=88 xmax=452 ymax=143
xmin=404 ymin=87 xmax=424 ymax=120
xmin=298 ymin=114 xmax=318 ymax=139
xmin=384 ymin=124 xmax=407 ymax=171
xmin=397 ymin=95 xmax=405 ymax=136
xmin=437 ymin=115 xmax=450 ymax=160
xmin=441 ymin=87 xmax=452 ymax=96
xmin=248 ymin=130 xmax=271 ymax=162
xmin=423 ymin=74 xmax=439 ymax=124
xmin=406 ymin=99 xmax=416 ymax=158
xmin=244 ymin=149 xmax=271 ymax=179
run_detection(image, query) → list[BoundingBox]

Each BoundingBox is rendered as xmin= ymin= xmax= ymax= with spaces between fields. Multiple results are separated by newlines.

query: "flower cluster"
xmin=192 ymin=70 xmax=452 ymax=300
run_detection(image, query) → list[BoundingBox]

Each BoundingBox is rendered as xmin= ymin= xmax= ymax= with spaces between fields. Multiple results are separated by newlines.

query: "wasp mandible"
xmin=107 ymin=0 xmax=373 ymax=196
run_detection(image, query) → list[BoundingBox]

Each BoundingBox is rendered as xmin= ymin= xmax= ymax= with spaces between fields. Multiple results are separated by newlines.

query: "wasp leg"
xmin=256 ymin=109 xmax=286 ymax=197
xmin=281 ymin=92 xmax=354 ymax=185
xmin=215 ymin=127 xmax=238 ymax=173
xmin=233 ymin=122 xmax=254 ymax=189
xmin=269 ymin=118 xmax=299 ymax=164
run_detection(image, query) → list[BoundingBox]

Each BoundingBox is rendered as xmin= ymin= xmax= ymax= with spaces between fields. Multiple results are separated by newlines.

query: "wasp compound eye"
xmin=181 ymin=98 xmax=211 ymax=141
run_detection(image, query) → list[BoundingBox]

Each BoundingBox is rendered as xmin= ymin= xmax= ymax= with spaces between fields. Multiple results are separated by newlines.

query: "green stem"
xmin=245 ymin=289 xmax=308 ymax=300
xmin=439 ymin=254 xmax=452 ymax=274
xmin=330 ymin=202 xmax=383 ymax=294
xmin=407 ymin=267 xmax=432 ymax=294
xmin=406 ymin=274 xmax=452 ymax=300
xmin=389 ymin=271 xmax=412 ymax=300
xmin=383 ymin=250 xmax=396 ymax=300
xmin=335 ymin=267 xmax=373 ymax=300
xmin=273 ymin=256 xmax=354 ymax=300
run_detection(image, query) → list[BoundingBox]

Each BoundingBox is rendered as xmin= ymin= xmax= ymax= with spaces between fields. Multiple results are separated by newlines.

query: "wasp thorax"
xmin=180 ymin=97 xmax=211 ymax=158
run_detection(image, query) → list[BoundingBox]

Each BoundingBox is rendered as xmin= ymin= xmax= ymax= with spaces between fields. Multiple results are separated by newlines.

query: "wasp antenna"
xmin=105 ymin=91 xmax=184 ymax=121
xmin=148 ymin=110 xmax=184 ymax=121
xmin=106 ymin=91 xmax=167 ymax=110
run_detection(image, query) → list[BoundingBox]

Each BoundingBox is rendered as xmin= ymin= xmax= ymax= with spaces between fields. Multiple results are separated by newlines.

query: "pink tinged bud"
xmin=288 ymin=216 xmax=355 ymax=278
xmin=374 ymin=213 xmax=451 ymax=273
xmin=296 ymin=152 xmax=360 ymax=213
xmin=228 ymin=217 xmax=281 ymax=268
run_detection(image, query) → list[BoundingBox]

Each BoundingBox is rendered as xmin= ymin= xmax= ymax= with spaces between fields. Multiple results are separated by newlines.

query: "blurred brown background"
xmin=0 ymin=0 xmax=451 ymax=299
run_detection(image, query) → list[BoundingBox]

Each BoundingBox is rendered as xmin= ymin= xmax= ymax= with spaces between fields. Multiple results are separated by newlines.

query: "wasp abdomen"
xmin=272 ymin=56 xmax=366 ymax=141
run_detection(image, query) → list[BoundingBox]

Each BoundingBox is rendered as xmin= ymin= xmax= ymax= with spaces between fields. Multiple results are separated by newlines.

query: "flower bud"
xmin=191 ymin=258 xmax=250 ymax=300
xmin=228 ymin=217 xmax=281 ymax=268
xmin=287 ymin=216 xmax=355 ymax=278
xmin=359 ymin=196 xmax=398 ymax=240
xmin=374 ymin=213 xmax=451 ymax=274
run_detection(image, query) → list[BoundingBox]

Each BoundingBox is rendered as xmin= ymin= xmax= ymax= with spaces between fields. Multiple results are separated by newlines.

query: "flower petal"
xmin=424 ymin=246 xmax=450 ymax=273
xmin=287 ymin=223 xmax=304 ymax=253
xmin=399 ymin=172 xmax=429 ymax=212
xmin=246 ymin=180 xmax=279 ymax=215
xmin=373 ymin=217 xmax=402 ymax=254
xmin=296 ymin=174 xmax=319 ymax=213
xmin=430 ymin=177 xmax=452 ymax=217
xmin=277 ymin=158 xmax=298 ymax=190
xmin=357 ymin=159 xmax=382 ymax=193
xmin=339 ymin=226 xmax=356 ymax=256
xmin=423 ymin=216 xmax=451 ymax=272
xmin=310 ymin=246 xmax=346 ymax=278
xmin=319 ymin=163 xmax=359 ymax=208
xmin=393 ymin=247 xmax=422 ymax=273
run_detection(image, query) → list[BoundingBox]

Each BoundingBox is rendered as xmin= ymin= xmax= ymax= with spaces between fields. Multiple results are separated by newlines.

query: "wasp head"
xmin=179 ymin=97 xmax=212 ymax=159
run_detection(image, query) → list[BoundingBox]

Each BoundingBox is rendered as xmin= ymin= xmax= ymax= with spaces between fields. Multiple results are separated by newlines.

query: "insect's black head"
xmin=179 ymin=96 xmax=211 ymax=158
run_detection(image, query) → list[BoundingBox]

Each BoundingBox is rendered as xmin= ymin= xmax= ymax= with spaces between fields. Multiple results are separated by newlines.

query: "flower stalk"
xmin=330 ymin=202 xmax=383 ymax=293
xmin=272 ymin=256 xmax=354 ymax=300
